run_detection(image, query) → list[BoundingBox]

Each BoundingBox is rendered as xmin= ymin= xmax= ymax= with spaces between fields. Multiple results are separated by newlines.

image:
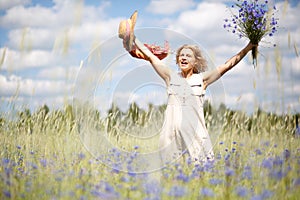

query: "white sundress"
xmin=159 ymin=71 xmax=214 ymax=164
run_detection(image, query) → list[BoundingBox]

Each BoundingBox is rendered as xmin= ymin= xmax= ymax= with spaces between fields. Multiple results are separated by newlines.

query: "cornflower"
xmin=224 ymin=0 xmax=279 ymax=67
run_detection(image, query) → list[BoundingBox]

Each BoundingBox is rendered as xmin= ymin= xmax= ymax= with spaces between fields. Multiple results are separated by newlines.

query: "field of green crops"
xmin=0 ymin=102 xmax=299 ymax=200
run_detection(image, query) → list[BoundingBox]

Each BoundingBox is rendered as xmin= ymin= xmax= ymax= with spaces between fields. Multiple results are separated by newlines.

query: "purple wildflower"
xmin=261 ymin=158 xmax=273 ymax=169
xmin=255 ymin=148 xmax=262 ymax=155
xmin=176 ymin=172 xmax=190 ymax=182
xmin=201 ymin=188 xmax=214 ymax=197
xmin=168 ymin=186 xmax=186 ymax=197
xmin=120 ymin=175 xmax=130 ymax=182
xmin=269 ymin=169 xmax=286 ymax=180
xmin=224 ymin=0 xmax=278 ymax=66
xmin=143 ymin=180 xmax=162 ymax=195
xmin=242 ymin=165 xmax=252 ymax=180
xmin=209 ymin=178 xmax=223 ymax=185
xmin=4 ymin=190 xmax=11 ymax=198
xmin=78 ymin=152 xmax=86 ymax=160
xmin=261 ymin=189 xmax=273 ymax=198
xmin=40 ymin=158 xmax=47 ymax=167
xmin=225 ymin=167 xmax=235 ymax=176
xmin=293 ymin=178 xmax=300 ymax=186
xmin=283 ymin=149 xmax=290 ymax=160
xmin=235 ymin=186 xmax=248 ymax=197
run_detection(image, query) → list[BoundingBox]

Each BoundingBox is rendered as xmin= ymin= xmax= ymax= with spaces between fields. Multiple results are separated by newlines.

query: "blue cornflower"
xmin=2 ymin=158 xmax=10 ymax=165
xmin=225 ymin=167 xmax=235 ymax=176
xmin=242 ymin=166 xmax=252 ymax=180
xmin=40 ymin=158 xmax=47 ymax=167
xmin=261 ymin=189 xmax=273 ymax=199
xmin=273 ymin=156 xmax=283 ymax=166
xmin=224 ymin=153 xmax=230 ymax=160
xmin=269 ymin=169 xmax=286 ymax=180
xmin=111 ymin=163 xmax=121 ymax=173
xmin=204 ymin=160 xmax=215 ymax=171
xmin=176 ymin=172 xmax=190 ymax=182
xmin=78 ymin=152 xmax=86 ymax=160
xmin=283 ymin=149 xmax=290 ymax=160
xmin=293 ymin=178 xmax=300 ymax=186
xmin=263 ymin=141 xmax=270 ymax=146
xmin=261 ymin=158 xmax=273 ymax=169
xmin=4 ymin=190 xmax=11 ymax=198
xmin=255 ymin=148 xmax=262 ymax=155
xmin=201 ymin=187 xmax=214 ymax=197
xmin=120 ymin=175 xmax=130 ymax=182
xmin=209 ymin=178 xmax=223 ymax=185
xmin=235 ymin=186 xmax=248 ymax=197
xmin=168 ymin=186 xmax=186 ymax=197
xmin=103 ymin=181 xmax=115 ymax=193
xmin=143 ymin=180 xmax=162 ymax=195
xmin=224 ymin=0 xmax=278 ymax=67
xmin=232 ymin=147 xmax=236 ymax=153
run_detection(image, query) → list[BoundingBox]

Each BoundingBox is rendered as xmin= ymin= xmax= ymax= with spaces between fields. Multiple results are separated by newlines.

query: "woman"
xmin=118 ymin=11 xmax=255 ymax=165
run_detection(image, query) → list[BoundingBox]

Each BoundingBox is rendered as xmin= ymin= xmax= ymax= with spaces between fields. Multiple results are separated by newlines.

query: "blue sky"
xmin=0 ymin=0 xmax=299 ymax=114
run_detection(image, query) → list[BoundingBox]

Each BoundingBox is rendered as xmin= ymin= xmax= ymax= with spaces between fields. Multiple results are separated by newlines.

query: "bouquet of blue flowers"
xmin=224 ymin=0 xmax=278 ymax=67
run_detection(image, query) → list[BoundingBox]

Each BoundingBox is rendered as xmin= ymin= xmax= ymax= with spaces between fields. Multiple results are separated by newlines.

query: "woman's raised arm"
xmin=202 ymin=42 xmax=254 ymax=89
xmin=134 ymin=37 xmax=171 ymax=85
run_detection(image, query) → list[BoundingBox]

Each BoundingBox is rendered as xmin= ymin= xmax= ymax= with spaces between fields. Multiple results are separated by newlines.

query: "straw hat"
xmin=118 ymin=11 xmax=138 ymax=51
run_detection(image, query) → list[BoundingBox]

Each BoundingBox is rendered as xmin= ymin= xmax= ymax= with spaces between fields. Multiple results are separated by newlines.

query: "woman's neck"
xmin=181 ymin=69 xmax=193 ymax=79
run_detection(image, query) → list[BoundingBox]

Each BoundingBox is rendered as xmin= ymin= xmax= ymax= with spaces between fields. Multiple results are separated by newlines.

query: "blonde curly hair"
xmin=176 ymin=44 xmax=207 ymax=73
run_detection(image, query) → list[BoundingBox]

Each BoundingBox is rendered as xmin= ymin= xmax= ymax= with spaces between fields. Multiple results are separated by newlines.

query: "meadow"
xmin=0 ymin=102 xmax=299 ymax=200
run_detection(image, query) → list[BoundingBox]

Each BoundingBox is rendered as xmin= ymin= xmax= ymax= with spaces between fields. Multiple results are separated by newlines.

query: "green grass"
xmin=0 ymin=102 xmax=299 ymax=199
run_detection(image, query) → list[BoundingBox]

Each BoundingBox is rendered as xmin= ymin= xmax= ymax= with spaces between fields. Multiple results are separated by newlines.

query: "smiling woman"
xmin=119 ymin=11 xmax=255 ymax=166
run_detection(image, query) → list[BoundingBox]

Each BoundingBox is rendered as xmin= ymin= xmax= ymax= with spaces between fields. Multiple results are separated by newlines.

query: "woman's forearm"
xmin=218 ymin=42 xmax=253 ymax=76
xmin=133 ymin=37 xmax=171 ymax=84
xmin=134 ymin=37 xmax=156 ymax=61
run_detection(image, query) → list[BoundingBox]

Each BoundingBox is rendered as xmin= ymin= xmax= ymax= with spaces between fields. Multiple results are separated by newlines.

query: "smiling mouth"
xmin=181 ymin=61 xmax=188 ymax=65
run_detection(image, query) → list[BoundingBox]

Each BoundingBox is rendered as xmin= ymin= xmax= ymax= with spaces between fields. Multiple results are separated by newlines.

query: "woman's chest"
xmin=168 ymin=73 xmax=205 ymax=96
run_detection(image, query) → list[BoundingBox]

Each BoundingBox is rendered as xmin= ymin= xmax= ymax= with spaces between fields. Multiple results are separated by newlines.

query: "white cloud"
xmin=0 ymin=5 xmax=57 ymax=29
xmin=1 ymin=48 xmax=55 ymax=70
xmin=8 ymin=28 xmax=56 ymax=50
xmin=0 ymin=0 xmax=30 ymax=10
xmin=166 ymin=2 xmax=240 ymax=49
xmin=70 ymin=18 xmax=122 ymax=46
xmin=0 ymin=0 xmax=110 ymax=29
xmin=146 ymin=0 xmax=196 ymax=15
xmin=276 ymin=1 xmax=300 ymax=31
xmin=0 ymin=74 xmax=73 ymax=97
xmin=37 ymin=66 xmax=79 ymax=80
xmin=291 ymin=57 xmax=300 ymax=74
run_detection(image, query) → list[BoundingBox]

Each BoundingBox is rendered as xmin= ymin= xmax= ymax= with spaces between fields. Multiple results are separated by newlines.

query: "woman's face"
xmin=178 ymin=48 xmax=196 ymax=72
